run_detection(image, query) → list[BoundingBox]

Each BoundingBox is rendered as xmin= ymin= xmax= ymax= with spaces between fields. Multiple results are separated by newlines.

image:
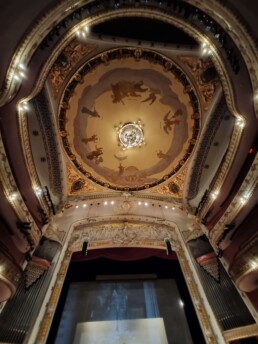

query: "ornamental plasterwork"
xmin=180 ymin=56 xmax=220 ymax=111
xmin=0 ymin=132 xmax=41 ymax=247
xmin=67 ymin=162 xmax=102 ymax=195
xmin=209 ymin=153 xmax=258 ymax=247
xmin=48 ymin=40 xmax=97 ymax=98
xmin=1 ymin=0 xmax=257 ymax=123
xmin=152 ymin=166 xmax=187 ymax=199
xmin=70 ymin=221 xmax=179 ymax=252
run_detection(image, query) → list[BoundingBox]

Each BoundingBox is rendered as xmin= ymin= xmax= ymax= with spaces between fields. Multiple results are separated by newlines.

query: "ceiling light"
xmin=172 ymin=207 xmax=175 ymax=210
xmin=165 ymin=205 xmax=168 ymax=209
xmin=111 ymin=201 xmax=115 ymax=205
xmin=138 ymin=201 xmax=142 ymax=205
xmin=235 ymin=117 xmax=245 ymax=128
xmin=211 ymin=191 xmax=219 ymax=200
xmin=34 ymin=187 xmax=42 ymax=196
xmin=9 ymin=193 xmax=18 ymax=201
xmin=83 ymin=204 xmax=87 ymax=207
xmin=104 ymin=201 xmax=108 ymax=205
xmin=117 ymin=122 xmax=144 ymax=149
xmin=179 ymin=300 xmax=184 ymax=307
xmin=75 ymin=205 xmax=79 ymax=208
xmin=144 ymin=202 xmax=148 ymax=206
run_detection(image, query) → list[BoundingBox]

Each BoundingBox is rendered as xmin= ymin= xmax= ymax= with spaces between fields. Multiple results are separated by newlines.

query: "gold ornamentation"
xmin=48 ymin=40 xmax=97 ymax=98
xmin=223 ymin=324 xmax=258 ymax=343
xmin=0 ymin=248 xmax=23 ymax=299
xmin=0 ymin=132 xmax=41 ymax=247
xmin=180 ymin=56 xmax=220 ymax=111
xmin=70 ymin=221 xmax=178 ymax=252
xmin=228 ymin=232 xmax=258 ymax=292
xmin=153 ymin=167 xmax=187 ymax=198
xmin=67 ymin=162 xmax=102 ymax=195
xmin=209 ymin=153 xmax=258 ymax=246
xmin=177 ymin=249 xmax=217 ymax=343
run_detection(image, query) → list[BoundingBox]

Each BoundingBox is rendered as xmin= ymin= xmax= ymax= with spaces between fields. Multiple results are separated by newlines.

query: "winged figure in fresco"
xmin=81 ymin=106 xmax=100 ymax=118
xmin=111 ymin=80 xmax=148 ymax=104
xmin=163 ymin=109 xmax=182 ymax=134
xmin=81 ymin=134 xmax=98 ymax=145
xmin=86 ymin=146 xmax=103 ymax=161
xmin=141 ymin=88 xmax=160 ymax=105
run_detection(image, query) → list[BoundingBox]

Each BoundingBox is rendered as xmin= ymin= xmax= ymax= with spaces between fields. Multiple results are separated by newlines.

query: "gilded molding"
xmin=209 ymin=153 xmax=258 ymax=246
xmin=0 ymin=248 xmax=23 ymax=299
xmin=9 ymin=7 xmax=244 ymax=214
xmin=70 ymin=221 xmax=179 ymax=252
xmin=223 ymin=324 xmax=258 ymax=343
xmin=35 ymin=218 xmax=216 ymax=344
xmin=152 ymin=166 xmax=187 ymax=199
xmin=228 ymin=232 xmax=258 ymax=292
xmin=0 ymin=132 xmax=41 ymax=246
xmin=180 ymin=56 xmax=220 ymax=111
xmin=48 ymin=41 xmax=97 ymax=98
xmin=67 ymin=162 xmax=102 ymax=195
xmin=177 ymin=249 xmax=217 ymax=344
xmin=184 ymin=0 xmax=258 ymax=118
xmin=18 ymin=108 xmax=49 ymax=214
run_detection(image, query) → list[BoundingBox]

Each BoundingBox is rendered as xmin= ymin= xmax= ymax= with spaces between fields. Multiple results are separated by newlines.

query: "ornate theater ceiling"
xmin=59 ymin=47 xmax=200 ymax=192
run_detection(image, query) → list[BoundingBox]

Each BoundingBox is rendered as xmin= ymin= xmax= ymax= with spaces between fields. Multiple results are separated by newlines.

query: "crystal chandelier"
xmin=117 ymin=122 xmax=145 ymax=149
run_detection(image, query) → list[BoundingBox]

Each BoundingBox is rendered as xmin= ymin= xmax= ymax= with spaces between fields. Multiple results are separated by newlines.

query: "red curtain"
xmin=71 ymin=247 xmax=177 ymax=262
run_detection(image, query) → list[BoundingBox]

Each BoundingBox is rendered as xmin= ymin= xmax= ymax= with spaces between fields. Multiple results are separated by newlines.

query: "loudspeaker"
xmin=82 ymin=240 xmax=88 ymax=256
xmin=164 ymin=238 xmax=173 ymax=255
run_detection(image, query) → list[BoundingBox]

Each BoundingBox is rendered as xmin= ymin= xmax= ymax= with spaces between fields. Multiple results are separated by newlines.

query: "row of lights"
xmin=74 ymin=201 xmax=176 ymax=210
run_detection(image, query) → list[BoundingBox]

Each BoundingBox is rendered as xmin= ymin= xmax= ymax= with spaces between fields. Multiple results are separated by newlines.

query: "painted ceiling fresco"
xmin=59 ymin=48 xmax=200 ymax=191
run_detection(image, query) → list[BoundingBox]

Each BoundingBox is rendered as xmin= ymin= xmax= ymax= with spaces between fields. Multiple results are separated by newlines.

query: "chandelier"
xmin=117 ymin=122 xmax=145 ymax=149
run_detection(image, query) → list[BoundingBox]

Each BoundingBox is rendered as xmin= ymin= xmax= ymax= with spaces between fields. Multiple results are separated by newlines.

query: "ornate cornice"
xmin=48 ymin=41 xmax=97 ymax=98
xmin=67 ymin=162 xmax=102 ymax=195
xmin=209 ymin=153 xmax=258 ymax=247
xmin=0 ymin=248 xmax=23 ymax=300
xmin=31 ymin=91 xmax=65 ymax=198
xmin=228 ymin=232 xmax=258 ymax=292
xmin=0 ymin=131 xmax=41 ymax=247
xmin=180 ymin=56 xmax=220 ymax=111
xmin=223 ymin=324 xmax=258 ymax=343
xmin=35 ymin=223 xmax=217 ymax=344
xmin=152 ymin=166 xmax=187 ymax=199
xmin=71 ymin=220 xmax=179 ymax=252
xmin=59 ymin=46 xmax=200 ymax=191
xmin=186 ymin=98 xmax=231 ymax=202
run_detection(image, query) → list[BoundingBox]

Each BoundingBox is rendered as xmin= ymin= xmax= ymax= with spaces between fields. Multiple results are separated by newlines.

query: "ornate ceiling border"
xmin=209 ymin=152 xmax=258 ymax=247
xmin=58 ymin=46 xmax=200 ymax=191
xmin=0 ymin=131 xmax=41 ymax=248
xmin=2 ymin=5 xmax=247 ymax=220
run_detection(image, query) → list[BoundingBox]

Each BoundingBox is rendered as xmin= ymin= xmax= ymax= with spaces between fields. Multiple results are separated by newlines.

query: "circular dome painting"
xmin=59 ymin=48 xmax=200 ymax=191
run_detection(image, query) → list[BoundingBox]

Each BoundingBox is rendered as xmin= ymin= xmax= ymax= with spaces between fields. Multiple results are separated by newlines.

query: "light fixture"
xmin=165 ymin=205 xmax=168 ymax=209
xmin=172 ymin=207 xmax=175 ymax=210
xmin=13 ymin=63 xmax=27 ymax=81
xmin=111 ymin=200 xmax=115 ymax=205
xmin=164 ymin=238 xmax=173 ymax=255
xmin=34 ymin=187 xmax=42 ymax=196
xmin=117 ymin=122 xmax=145 ymax=149
xmin=9 ymin=193 xmax=18 ymax=201
xmin=76 ymin=25 xmax=89 ymax=38
xmin=104 ymin=201 xmax=108 ymax=205
xmin=83 ymin=204 xmax=87 ymax=207
xmin=138 ymin=201 xmax=142 ymax=205
xmin=144 ymin=202 xmax=148 ymax=206
xmin=235 ymin=117 xmax=245 ymax=128
xmin=75 ymin=205 xmax=79 ymax=208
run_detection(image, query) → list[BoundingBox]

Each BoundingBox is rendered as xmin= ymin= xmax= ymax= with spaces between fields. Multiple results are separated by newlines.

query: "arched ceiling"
xmin=0 ymin=0 xmax=257 ymax=280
